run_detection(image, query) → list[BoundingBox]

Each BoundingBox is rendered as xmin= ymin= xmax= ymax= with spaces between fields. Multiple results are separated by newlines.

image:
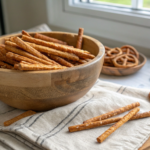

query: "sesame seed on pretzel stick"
xmin=69 ymin=111 xmax=150 ymax=132
xmin=83 ymin=102 xmax=140 ymax=124
xmin=22 ymin=35 xmax=94 ymax=59
xmin=34 ymin=33 xmax=67 ymax=45
xmin=97 ymin=107 xmax=140 ymax=143
xmin=76 ymin=28 xmax=84 ymax=49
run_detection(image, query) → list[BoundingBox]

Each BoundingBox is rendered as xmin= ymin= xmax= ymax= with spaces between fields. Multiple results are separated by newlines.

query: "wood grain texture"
xmin=0 ymin=32 xmax=105 ymax=111
xmin=102 ymin=53 xmax=146 ymax=76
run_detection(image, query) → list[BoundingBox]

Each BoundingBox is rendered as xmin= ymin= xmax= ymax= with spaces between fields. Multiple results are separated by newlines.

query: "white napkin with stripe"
xmin=0 ymin=79 xmax=150 ymax=150
xmin=0 ymin=24 xmax=150 ymax=150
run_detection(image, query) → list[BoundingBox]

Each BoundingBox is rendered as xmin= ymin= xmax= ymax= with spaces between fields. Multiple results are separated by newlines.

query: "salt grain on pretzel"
xmin=69 ymin=111 xmax=150 ymax=132
xmin=97 ymin=107 xmax=140 ymax=143
xmin=22 ymin=35 xmax=94 ymax=59
xmin=83 ymin=102 xmax=140 ymax=123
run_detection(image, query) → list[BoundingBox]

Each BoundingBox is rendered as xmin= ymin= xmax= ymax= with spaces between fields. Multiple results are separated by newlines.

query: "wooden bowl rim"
xmin=102 ymin=53 xmax=147 ymax=70
xmin=0 ymin=31 xmax=105 ymax=74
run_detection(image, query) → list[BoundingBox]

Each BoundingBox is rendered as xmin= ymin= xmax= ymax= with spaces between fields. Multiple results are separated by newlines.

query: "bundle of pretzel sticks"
xmin=104 ymin=45 xmax=139 ymax=68
xmin=68 ymin=102 xmax=150 ymax=143
xmin=0 ymin=28 xmax=95 ymax=71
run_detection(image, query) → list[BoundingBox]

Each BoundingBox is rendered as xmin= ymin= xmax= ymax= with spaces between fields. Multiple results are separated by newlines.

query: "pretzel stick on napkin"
xmin=4 ymin=110 xmax=36 ymax=126
xmin=83 ymin=102 xmax=140 ymax=123
xmin=76 ymin=28 xmax=84 ymax=49
xmin=69 ymin=111 xmax=150 ymax=132
xmin=97 ymin=107 xmax=140 ymax=143
xmin=0 ymin=61 xmax=13 ymax=69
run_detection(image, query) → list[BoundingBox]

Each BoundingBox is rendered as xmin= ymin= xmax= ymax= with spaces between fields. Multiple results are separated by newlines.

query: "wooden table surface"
xmin=100 ymin=57 xmax=150 ymax=150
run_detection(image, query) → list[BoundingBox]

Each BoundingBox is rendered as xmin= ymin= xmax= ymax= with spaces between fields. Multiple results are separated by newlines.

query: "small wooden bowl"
xmin=102 ymin=53 xmax=146 ymax=76
xmin=0 ymin=32 xmax=105 ymax=111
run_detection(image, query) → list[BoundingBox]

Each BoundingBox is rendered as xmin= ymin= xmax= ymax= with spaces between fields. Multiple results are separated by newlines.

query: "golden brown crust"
xmin=6 ymin=52 xmax=40 ymax=64
xmin=97 ymin=107 xmax=140 ymax=143
xmin=5 ymin=42 xmax=53 ymax=65
xmin=69 ymin=111 xmax=150 ymax=132
xmin=18 ymin=63 xmax=67 ymax=71
xmin=48 ymin=54 xmax=74 ymax=67
xmin=4 ymin=110 xmax=36 ymax=126
xmin=83 ymin=102 xmax=140 ymax=123
xmin=22 ymin=30 xmax=32 ymax=37
xmin=22 ymin=35 xmax=94 ymax=59
xmin=27 ymin=42 xmax=79 ymax=61
xmin=0 ymin=60 xmax=13 ymax=69
xmin=76 ymin=28 xmax=84 ymax=49
xmin=34 ymin=33 xmax=67 ymax=45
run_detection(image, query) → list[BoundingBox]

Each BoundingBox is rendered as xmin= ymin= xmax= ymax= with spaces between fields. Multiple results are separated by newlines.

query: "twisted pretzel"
xmin=105 ymin=47 xmax=122 ymax=63
xmin=121 ymin=45 xmax=139 ymax=59
xmin=112 ymin=54 xmax=138 ymax=68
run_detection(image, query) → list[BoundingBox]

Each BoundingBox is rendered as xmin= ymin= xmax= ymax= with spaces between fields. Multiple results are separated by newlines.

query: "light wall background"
xmin=2 ymin=0 xmax=150 ymax=56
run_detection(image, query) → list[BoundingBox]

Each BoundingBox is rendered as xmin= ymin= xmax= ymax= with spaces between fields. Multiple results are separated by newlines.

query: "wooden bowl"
xmin=0 ymin=32 xmax=105 ymax=111
xmin=102 ymin=53 xmax=146 ymax=76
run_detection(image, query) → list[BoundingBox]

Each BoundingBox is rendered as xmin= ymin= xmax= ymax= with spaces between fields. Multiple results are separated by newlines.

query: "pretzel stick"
xmin=0 ymin=45 xmax=8 ymax=55
xmin=4 ymin=110 xmax=36 ymax=126
xmin=76 ymin=28 xmax=84 ymax=49
xmin=4 ymin=37 xmax=11 ymax=42
xmin=12 ymin=37 xmax=55 ymax=64
xmin=0 ymin=60 xmax=13 ymax=69
xmin=48 ymin=54 xmax=74 ymax=67
xmin=83 ymin=102 xmax=140 ymax=123
xmin=17 ymin=63 xmax=66 ymax=71
xmin=6 ymin=52 xmax=40 ymax=64
xmin=97 ymin=107 xmax=140 ymax=143
xmin=22 ymin=35 xmax=94 ymax=59
xmin=20 ymin=61 xmax=32 ymax=64
xmin=5 ymin=42 xmax=53 ymax=65
xmin=34 ymin=33 xmax=67 ymax=45
xmin=22 ymin=30 xmax=32 ymax=37
xmin=0 ymin=52 xmax=18 ymax=65
xmin=69 ymin=111 xmax=150 ymax=132
xmin=27 ymin=42 xmax=79 ymax=61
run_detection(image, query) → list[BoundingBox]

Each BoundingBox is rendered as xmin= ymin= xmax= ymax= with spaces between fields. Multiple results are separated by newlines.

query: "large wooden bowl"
xmin=102 ymin=53 xmax=146 ymax=76
xmin=0 ymin=32 xmax=105 ymax=111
